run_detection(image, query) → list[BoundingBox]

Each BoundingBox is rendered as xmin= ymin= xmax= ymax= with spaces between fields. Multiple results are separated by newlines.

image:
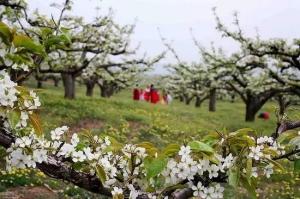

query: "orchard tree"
xmin=201 ymin=45 xmax=294 ymax=121
xmin=81 ymin=53 xmax=159 ymax=97
xmin=0 ymin=0 xmax=73 ymax=84
xmin=163 ymin=39 xmax=226 ymax=111
xmin=211 ymin=8 xmax=300 ymax=115
xmin=39 ymin=11 xmax=136 ymax=99
xmin=165 ymin=63 xmax=210 ymax=107
xmin=213 ymin=8 xmax=300 ymax=91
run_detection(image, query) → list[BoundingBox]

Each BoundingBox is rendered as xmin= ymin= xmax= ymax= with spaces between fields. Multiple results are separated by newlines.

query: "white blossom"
xmin=249 ymin=146 xmax=264 ymax=160
xmin=263 ymin=164 xmax=273 ymax=178
xmin=111 ymin=187 xmax=123 ymax=196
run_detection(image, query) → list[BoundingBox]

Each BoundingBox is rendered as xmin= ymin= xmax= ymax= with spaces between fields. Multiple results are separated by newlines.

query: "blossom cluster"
xmin=0 ymin=70 xmax=19 ymax=107
xmin=0 ymin=70 xmax=41 ymax=130
xmin=6 ymin=133 xmax=48 ymax=171
xmin=161 ymin=146 xmax=233 ymax=199
xmin=192 ymin=182 xmax=224 ymax=199
xmin=247 ymin=136 xmax=285 ymax=178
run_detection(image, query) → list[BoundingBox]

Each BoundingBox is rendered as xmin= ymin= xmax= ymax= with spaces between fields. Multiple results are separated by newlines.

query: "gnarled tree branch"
xmin=0 ymin=122 xmax=111 ymax=197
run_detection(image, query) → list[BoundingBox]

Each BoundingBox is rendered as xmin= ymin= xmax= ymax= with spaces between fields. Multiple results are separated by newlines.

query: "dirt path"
xmin=68 ymin=119 xmax=105 ymax=134
xmin=0 ymin=186 xmax=59 ymax=199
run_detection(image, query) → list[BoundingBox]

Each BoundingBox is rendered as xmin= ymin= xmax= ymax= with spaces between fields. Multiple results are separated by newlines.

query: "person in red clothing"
xmin=258 ymin=112 xmax=270 ymax=120
xmin=144 ymin=85 xmax=151 ymax=102
xmin=150 ymin=84 xmax=160 ymax=104
xmin=139 ymin=89 xmax=145 ymax=101
xmin=133 ymin=84 xmax=140 ymax=101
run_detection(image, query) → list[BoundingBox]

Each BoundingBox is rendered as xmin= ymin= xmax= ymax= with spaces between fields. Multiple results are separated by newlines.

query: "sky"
xmin=27 ymin=0 xmax=300 ymax=73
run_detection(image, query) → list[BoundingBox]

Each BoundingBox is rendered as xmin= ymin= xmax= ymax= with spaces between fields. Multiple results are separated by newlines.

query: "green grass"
xmin=32 ymin=81 xmax=299 ymax=140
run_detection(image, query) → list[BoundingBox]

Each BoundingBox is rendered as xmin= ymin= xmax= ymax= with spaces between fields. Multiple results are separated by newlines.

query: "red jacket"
xmin=150 ymin=90 xmax=160 ymax=104
xmin=133 ymin=89 xmax=140 ymax=100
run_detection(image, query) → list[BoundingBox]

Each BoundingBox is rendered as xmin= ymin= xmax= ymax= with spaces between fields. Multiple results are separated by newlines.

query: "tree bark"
xmin=245 ymin=97 xmax=265 ymax=122
xmin=179 ymin=96 xmax=184 ymax=102
xmin=209 ymin=88 xmax=217 ymax=112
xmin=195 ymin=96 xmax=202 ymax=107
xmin=277 ymin=95 xmax=287 ymax=115
xmin=61 ymin=73 xmax=76 ymax=99
xmin=100 ymin=85 xmax=109 ymax=98
xmin=37 ymin=80 xmax=43 ymax=88
xmin=185 ymin=96 xmax=193 ymax=105
xmin=54 ymin=78 xmax=59 ymax=87
xmin=85 ymin=80 xmax=95 ymax=97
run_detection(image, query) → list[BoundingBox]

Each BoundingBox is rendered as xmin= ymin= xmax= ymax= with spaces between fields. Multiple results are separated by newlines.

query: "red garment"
xmin=258 ymin=112 xmax=270 ymax=120
xmin=263 ymin=112 xmax=270 ymax=120
xmin=150 ymin=90 xmax=160 ymax=104
xmin=144 ymin=91 xmax=150 ymax=101
xmin=133 ymin=89 xmax=140 ymax=100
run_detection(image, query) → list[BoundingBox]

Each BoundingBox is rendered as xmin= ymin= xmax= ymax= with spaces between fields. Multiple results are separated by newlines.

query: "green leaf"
xmin=202 ymin=132 xmax=221 ymax=146
xmin=278 ymin=132 xmax=298 ymax=144
xmin=96 ymin=165 xmax=107 ymax=183
xmin=103 ymin=136 xmax=123 ymax=152
xmin=294 ymin=159 xmax=300 ymax=172
xmin=28 ymin=113 xmax=43 ymax=137
xmin=229 ymin=168 xmax=239 ymax=188
xmin=144 ymin=155 xmax=167 ymax=179
xmin=233 ymin=128 xmax=256 ymax=137
xmin=162 ymin=144 xmax=180 ymax=157
xmin=13 ymin=35 xmax=45 ymax=56
xmin=289 ymin=136 xmax=300 ymax=148
xmin=240 ymin=175 xmax=257 ymax=199
xmin=266 ymin=158 xmax=284 ymax=171
xmin=188 ymin=141 xmax=214 ymax=154
xmin=246 ymin=159 xmax=252 ymax=182
xmin=0 ymin=21 xmax=12 ymax=45
xmin=137 ymin=142 xmax=159 ymax=157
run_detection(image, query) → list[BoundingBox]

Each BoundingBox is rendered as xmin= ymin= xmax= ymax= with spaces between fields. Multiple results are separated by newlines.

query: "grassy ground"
xmin=0 ymin=80 xmax=299 ymax=199
xmin=34 ymin=81 xmax=299 ymax=139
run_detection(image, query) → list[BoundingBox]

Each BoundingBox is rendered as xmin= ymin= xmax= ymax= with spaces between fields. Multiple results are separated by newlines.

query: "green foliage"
xmin=96 ymin=165 xmax=107 ymax=183
xmin=188 ymin=140 xmax=214 ymax=154
xmin=13 ymin=35 xmax=45 ymax=56
xmin=144 ymin=155 xmax=168 ymax=179
xmin=294 ymin=159 xmax=300 ymax=172
xmin=0 ymin=21 xmax=13 ymax=45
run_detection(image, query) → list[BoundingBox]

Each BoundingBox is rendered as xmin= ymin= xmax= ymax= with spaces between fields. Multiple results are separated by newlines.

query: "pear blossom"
xmin=50 ymin=126 xmax=69 ymax=140
xmin=72 ymin=151 xmax=86 ymax=162
xmin=15 ymin=136 xmax=31 ymax=148
xmin=249 ymin=146 xmax=264 ymax=160
xmin=178 ymin=145 xmax=191 ymax=161
xmin=263 ymin=164 xmax=273 ymax=178
xmin=111 ymin=187 xmax=123 ymax=196
xmin=32 ymin=149 xmax=48 ymax=163
xmin=71 ymin=133 xmax=79 ymax=146
xmin=0 ymin=70 xmax=19 ymax=107
xmin=251 ymin=167 xmax=258 ymax=178
xmin=128 ymin=184 xmax=139 ymax=199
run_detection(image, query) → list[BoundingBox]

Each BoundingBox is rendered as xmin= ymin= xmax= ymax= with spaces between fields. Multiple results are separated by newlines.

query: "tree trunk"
xmin=230 ymin=94 xmax=235 ymax=103
xmin=37 ymin=80 xmax=43 ymax=88
xmin=185 ymin=96 xmax=193 ymax=105
xmin=85 ymin=80 xmax=95 ymax=97
xmin=245 ymin=97 xmax=265 ymax=122
xmin=179 ymin=96 xmax=184 ymax=102
xmin=209 ymin=88 xmax=217 ymax=112
xmin=61 ymin=73 xmax=75 ymax=99
xmin=277 ymin=95 xmax=287 ymax=115
xmin=54 ymin=78 xmax=59 ymax=87
xmin=100 ymin=85 xmax=108 ymax=98
xmin=195 ymin=96 xmax=202 ymax=107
